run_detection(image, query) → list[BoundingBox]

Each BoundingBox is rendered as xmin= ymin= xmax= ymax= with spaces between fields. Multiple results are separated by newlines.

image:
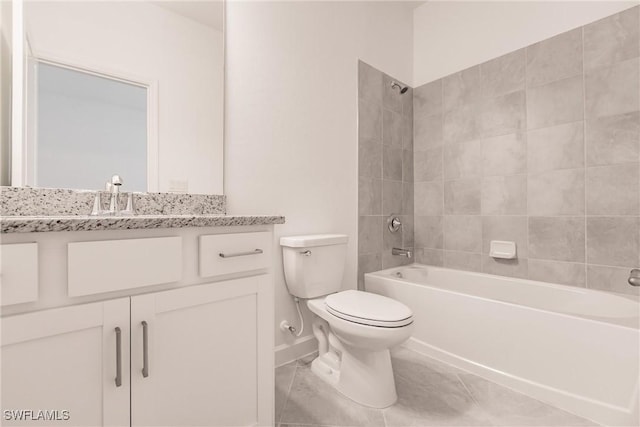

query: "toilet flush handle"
xmin=300 ymin=250 xmax=312 ymax=257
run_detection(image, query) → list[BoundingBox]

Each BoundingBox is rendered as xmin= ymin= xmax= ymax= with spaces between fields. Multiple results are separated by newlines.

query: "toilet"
xmin=280 ymin=234 xmax=414 ymax=408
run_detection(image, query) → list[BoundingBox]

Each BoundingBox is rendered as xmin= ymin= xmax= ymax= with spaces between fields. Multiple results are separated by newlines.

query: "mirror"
xmin=3 ymin=0 xmax=224 ymax=194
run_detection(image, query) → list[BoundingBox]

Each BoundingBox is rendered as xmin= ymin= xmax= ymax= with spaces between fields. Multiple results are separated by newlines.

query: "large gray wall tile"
xmin=415 ymin=181 xmax=444 ymax=216
xmin=528 ymin=169 xmax=585 ymax=215
xmin=383 ymin=180 xmax=403 ymax=215
xmin=528 ymin=217 xmax=585 ymax=262
xmin=443 ymin=104 xmax=480 ymax=144
xmin=402 ymin=149 xmax=413 ymax=183
xmin=443 ymin=140 xmax=482 ymax=181
xmin=358 ymin=176 xmax=382 ymax=215
xmin=414 ymin=113 xmax=443 ymax=150
xmin=359 ymin=137 xmax=382 ymax=178
xmin=415 ymin=216 xmax=444 ymax=249
xmin=479 ymin=91 xmax=526 ymax=138
xmin=402 ymin=183 xmax=414 ymax=215
xmin=358 ymin=216 xmax=382 ymax=255
xmin=383 ymin=146 xmax=403 ymax=180
xmin=359 ymin=97 xmax=382 ymax=140
xmin=415 ymin=248 xmax=444 ymax=266
xmin=444 ymin=179 xmax=481 ymax=214
xmin=481 ymin=175 xmax=527 ymax=215
xmin=443 ymin=251 xmax=482 ymax=272
xmin=358 ymin=60 xmax=383 ymax=103
xmin=584 ymin=6 xmax=640 ymax=70
xmin=481 ymin=49 xmax=526 ymax=98
xmin=587 ymin=264 xmax=640 ymax=295
xmin=587 ymin=216 xmax=639 ymax=267
xmin=527 ymin=75 xmax=584 ymax=129
xmin=528 ymin=259 xmax=586 ymax=287
xmin=444 ymin=215 xmax=482 ymax=252
xmin=443 ymin=66 xmax=481 ymax=111
xmin=402 ymin=115 xmax=414 ymax=151
xmin=527 ymin=122 xmax=584 ymax=173
xmin=586 ymin=163 xmax=639 ymax=215
xmin=585 ymin=58 xmax=640 ymax=119
xmin=526 ymin=28 xmax=583 ymax=87
xmin=586 ymin=111 xmax=640 ymax=166
xmin=383 ymin=109 xmax=403 ymax=148
xmin=482 ymin=132 xmax=527 ymax=176
xmin=414 ymin=147 xmax=443 ymax=182
xmin=414 ymin=80 xmax=443 ymax=118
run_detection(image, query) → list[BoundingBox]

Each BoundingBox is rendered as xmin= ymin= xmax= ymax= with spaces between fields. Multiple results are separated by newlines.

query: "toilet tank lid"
xmin=280 ymin=234 xmax=348 ymax=248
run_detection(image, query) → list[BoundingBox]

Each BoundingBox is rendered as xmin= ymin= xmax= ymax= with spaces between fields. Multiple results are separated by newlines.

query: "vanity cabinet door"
xmin=1 ymin=299 xmax=130 ymax=427
xmin=130 ymin=275 xmax=273 ymax=427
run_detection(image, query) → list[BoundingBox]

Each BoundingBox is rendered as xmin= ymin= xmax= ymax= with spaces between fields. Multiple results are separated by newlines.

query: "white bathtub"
xmin=365 ymin=264 xmax=640 ymax=426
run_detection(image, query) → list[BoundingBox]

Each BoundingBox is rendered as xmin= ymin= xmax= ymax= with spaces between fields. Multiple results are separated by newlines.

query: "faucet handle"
xmin=111 ymin=175 xmax=123 ymax=187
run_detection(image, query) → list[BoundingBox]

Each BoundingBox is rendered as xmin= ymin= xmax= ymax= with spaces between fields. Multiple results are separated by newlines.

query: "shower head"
xmin=391 ymin=81 xmax=409 ymax=94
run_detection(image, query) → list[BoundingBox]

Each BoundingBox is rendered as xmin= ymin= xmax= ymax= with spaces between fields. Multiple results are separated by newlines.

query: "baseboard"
xmin=275 ymin=335 xmax=317 ymax=367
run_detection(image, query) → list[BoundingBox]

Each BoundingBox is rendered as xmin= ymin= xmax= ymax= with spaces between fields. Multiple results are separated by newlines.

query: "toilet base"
xmin=310 ymin=346 xmax=398 ymax=409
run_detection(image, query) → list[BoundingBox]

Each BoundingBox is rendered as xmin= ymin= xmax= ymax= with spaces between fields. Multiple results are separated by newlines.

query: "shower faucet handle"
xmin=628 ymin=269 xmax=640 ymax=286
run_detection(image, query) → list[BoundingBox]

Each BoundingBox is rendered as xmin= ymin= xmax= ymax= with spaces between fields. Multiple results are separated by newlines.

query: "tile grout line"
xmin=278 ymin=362 xmax=299 ymax=426
xmin=582 ymin=25 xmax=589 ymax=290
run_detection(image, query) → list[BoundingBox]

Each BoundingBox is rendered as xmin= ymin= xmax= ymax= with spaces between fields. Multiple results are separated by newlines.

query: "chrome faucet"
xmin=628 ymin=269 xmax=640 ymax=286
xmin=392 ymin=247 xmax=412 ymax=258
xmin=109 ymin=175 xmax=123 ymax=215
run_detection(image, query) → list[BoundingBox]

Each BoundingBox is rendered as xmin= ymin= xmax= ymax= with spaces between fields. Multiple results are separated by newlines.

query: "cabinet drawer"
xmin=199 ymin=232 xmax=270 ymax=277
xmin=0 ymin=243 xmax=38 ymax=306
xmin=68 ymin=237 xmax=182 ymax=297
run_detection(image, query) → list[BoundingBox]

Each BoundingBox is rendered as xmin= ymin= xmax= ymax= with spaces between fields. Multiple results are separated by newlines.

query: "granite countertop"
xmin=1 ymin=214 xmax=286 ymax=233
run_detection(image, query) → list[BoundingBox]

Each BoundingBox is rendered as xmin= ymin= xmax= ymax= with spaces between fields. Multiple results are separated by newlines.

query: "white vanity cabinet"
xmin=0 ymin=226 xmax=276 ymax=427
xmin=1 ymin=299 xmax=131 ymax=427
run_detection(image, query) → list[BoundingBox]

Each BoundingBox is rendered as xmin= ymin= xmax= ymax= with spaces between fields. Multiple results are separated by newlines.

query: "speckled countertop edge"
xmin=1 ymin=214 xmax=286 ymax=233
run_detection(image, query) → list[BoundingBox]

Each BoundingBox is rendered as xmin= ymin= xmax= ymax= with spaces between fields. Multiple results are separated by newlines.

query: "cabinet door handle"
xmin=115 ymin=327 xmax=122 ymax=387
xmin=218 ymin=249 xmax=263 ymax=258
xmin=142 ymin=321 xmax=149 ymax=378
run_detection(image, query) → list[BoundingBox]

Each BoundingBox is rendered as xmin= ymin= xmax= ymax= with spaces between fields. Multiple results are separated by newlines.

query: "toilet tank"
xmin=280 ymin=234 xmax=348 ymax=299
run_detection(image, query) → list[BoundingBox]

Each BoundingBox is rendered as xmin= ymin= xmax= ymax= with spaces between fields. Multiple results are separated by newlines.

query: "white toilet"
xmin=280 ymin=234 xmax=414 ymax=408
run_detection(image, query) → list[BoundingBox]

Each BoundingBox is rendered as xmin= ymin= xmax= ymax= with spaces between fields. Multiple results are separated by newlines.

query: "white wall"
xmin=23 ymin=1 xmax=224 ymax=194
xmin=225 ymin=1 xmax=413 ymax=358
xmin=413 ymin=0 xmax=639 ymax=86
xmin=0 ymin=1 xmax=11 ymax=186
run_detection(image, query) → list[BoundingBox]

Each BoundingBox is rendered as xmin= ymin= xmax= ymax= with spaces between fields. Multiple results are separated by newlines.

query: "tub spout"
xmin=392 ymin=247 xmax=412 ymax=258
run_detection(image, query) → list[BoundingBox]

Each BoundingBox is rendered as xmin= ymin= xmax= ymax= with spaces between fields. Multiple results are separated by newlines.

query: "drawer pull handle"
xmin=115 ymin=327 xmax=122 ymax=387
xmin=219 ymin=249 xmax=264 ymax=258
xmin=142 ymin=321 xmax=149 ymax=378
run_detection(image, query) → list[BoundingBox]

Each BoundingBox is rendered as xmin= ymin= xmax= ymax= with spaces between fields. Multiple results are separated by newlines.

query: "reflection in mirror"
xmin=33 ymin=62 xmax=148 ymax=191
xmin=7 ymin=0 xmax=224 ymax=194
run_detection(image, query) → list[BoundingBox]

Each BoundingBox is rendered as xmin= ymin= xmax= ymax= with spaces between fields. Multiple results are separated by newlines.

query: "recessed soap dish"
xmin=490 ymin=240 xmax=516 ymax=259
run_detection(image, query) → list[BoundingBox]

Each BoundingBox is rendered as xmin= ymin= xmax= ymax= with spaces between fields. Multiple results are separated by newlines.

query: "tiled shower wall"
xmin=357 ymin=61 xmax=414 ymax=288
xmin=413 ymin=6 xmax=640 ymax=295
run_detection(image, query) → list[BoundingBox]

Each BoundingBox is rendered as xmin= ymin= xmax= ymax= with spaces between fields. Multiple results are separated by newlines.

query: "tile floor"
xmin=275 ymin=347 xmax=599 ymax=427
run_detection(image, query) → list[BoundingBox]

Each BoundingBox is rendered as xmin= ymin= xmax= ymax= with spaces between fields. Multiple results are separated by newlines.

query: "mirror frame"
xmin=21 ymin=55 xmax=159 ymax=191
xmin=11 ymin=0 xmax=161 ymax=192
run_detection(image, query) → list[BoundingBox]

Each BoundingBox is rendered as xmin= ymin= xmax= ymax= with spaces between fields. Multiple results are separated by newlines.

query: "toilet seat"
xmin=324 ymin=290 xmax=413 ymax=328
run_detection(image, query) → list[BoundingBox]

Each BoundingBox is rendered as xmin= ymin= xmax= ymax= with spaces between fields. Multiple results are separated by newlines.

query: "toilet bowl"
xmin=306 ymin=291 xmax=413 ymax=408
xmin=280 ymin=234 xmax=413 ymax=408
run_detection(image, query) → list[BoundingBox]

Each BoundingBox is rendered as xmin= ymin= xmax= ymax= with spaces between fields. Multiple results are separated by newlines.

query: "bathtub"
xmin=365 ymin=264 xmax=640 ymax=426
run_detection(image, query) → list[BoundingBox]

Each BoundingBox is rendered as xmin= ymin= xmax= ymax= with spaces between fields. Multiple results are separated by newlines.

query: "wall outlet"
xmin=168 ymin=179 xmax=188 ymax=193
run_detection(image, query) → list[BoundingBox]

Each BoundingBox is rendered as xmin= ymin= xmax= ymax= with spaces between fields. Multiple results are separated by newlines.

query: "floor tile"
xmin=275 ymin=361 xmax=297 ymax=424
xmin=280 ymin=364 xmax=386 ymax=426
xmin=459 ymin=373 xmax=598 ymax=426
xmin=383 ymin=373 xmax=493 ymax=426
